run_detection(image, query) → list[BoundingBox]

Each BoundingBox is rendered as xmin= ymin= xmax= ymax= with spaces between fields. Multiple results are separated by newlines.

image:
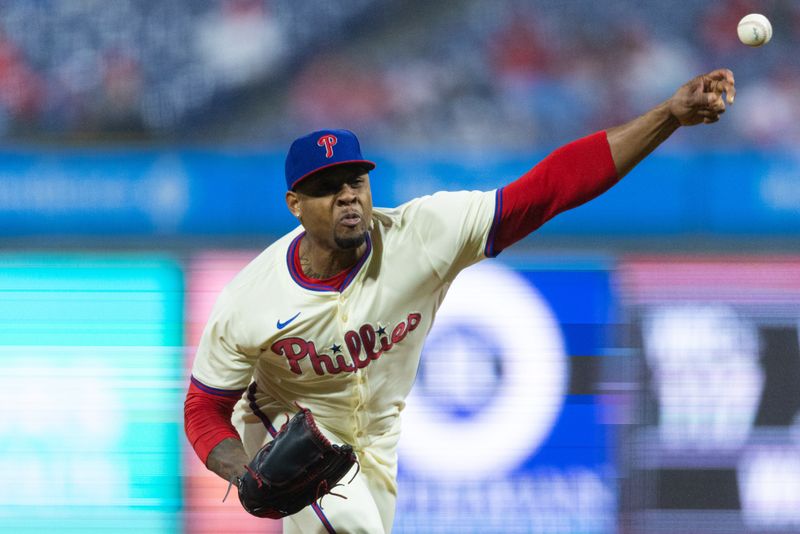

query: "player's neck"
xmin=298 ymin=235 xmax=367 ymax=280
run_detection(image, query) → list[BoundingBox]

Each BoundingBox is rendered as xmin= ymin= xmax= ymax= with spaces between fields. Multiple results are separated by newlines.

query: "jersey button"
xmin=356 ymin=430 xmax=364 ymax=437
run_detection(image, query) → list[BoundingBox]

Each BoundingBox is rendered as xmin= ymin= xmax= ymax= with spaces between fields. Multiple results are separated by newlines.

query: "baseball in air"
xmin=737 ymin=13 xmax=772 ymax=47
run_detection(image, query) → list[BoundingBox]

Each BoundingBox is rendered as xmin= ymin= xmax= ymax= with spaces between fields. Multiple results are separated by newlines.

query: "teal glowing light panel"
xmin=0 ymin=255 xmax=183 ymax=532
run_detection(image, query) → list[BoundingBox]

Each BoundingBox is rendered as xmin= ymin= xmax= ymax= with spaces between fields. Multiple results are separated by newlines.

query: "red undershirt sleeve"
xmin=492 ymin=130 xmax=618 ymax=254
xmin=183 ymin=376 xmax=245 ymax=465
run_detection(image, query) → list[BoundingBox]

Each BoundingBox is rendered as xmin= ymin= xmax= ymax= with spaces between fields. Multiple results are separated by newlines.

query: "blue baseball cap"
xmin=285 ymin=129 xmax=376 ymax=190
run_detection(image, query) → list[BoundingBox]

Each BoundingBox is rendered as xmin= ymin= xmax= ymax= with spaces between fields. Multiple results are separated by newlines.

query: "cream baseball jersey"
xmin=191 ymin=188 xmax=499 ymax=492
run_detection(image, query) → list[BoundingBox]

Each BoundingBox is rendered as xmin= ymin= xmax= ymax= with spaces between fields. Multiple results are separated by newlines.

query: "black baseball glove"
xmin=236 ymin=406 xmax=358 ymax=519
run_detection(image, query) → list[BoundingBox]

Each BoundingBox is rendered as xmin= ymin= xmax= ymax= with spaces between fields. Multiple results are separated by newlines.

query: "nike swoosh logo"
xmin=276 ymin=312 xmax=301 ymax=329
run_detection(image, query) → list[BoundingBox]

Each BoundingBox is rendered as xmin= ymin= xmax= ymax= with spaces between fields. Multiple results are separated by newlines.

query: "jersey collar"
xmin=286 ymin=232 xmax=372 ymax=293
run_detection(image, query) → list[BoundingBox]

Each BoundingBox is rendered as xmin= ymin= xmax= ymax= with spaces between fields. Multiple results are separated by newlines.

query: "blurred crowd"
xmin=0 ymin=0 xmax=381 ymax=136
xmin=283 ymin=0 xmax=800 ymax=150
xmin=0 ymin=0 xmax=798 ymax=149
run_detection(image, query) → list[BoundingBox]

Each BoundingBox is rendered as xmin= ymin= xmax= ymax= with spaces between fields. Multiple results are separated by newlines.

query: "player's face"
xmin=287 ymin=165 xmax=373 ymax=250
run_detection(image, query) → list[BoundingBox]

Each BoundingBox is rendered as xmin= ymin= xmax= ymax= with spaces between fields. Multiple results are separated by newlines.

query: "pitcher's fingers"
xmin=697 ymin=110 xmax=720 ymax=120
xmin=708 ymin=97 xmax=726 ymax=113
xmin=697 ymin=92 xmax=724 ymax=108
xmin=706 ymin=68 xmax=735 ymax=83
xmin=706 ymin=69 xmax=735 ymax=103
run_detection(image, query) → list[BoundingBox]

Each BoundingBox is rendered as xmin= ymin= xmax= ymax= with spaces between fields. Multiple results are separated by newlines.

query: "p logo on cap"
xmin=285 ymin=129 xmax=376 ymax=190
xmin=317 ymin=134 xmax=338 ymax=158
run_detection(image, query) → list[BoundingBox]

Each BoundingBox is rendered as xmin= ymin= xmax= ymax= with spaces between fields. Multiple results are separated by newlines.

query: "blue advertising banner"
xmin=0 ymin=150 xmax=293 ymax=235
xmin=0 ymin=148 xmax=797 ymax=237
xmin=394 ymin=260 xmax=617 ymax=534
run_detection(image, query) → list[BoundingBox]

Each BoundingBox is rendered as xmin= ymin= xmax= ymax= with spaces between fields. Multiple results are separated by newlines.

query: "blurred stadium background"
xmin=0 ymin=0 xmax=799 ymax=532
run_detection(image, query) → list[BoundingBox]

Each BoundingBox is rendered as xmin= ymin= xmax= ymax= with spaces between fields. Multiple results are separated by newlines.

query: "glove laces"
xmin=222 ymin=472 xmax=244 ymax=503
xmin=316 ymin=459 xmax=360 ymax=510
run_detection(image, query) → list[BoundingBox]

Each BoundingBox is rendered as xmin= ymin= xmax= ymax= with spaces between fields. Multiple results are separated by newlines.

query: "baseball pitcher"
xmin=184 ymin=70 xmax=735 ymax=533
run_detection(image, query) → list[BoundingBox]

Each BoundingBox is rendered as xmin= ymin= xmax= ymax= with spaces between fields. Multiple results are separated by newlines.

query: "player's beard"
xmin=334 ymin=230 xmax=367 ymax=249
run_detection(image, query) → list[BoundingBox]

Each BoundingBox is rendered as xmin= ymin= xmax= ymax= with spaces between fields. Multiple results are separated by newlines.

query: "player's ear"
xmin=285 ymin=191 xmax=301 ymax=218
